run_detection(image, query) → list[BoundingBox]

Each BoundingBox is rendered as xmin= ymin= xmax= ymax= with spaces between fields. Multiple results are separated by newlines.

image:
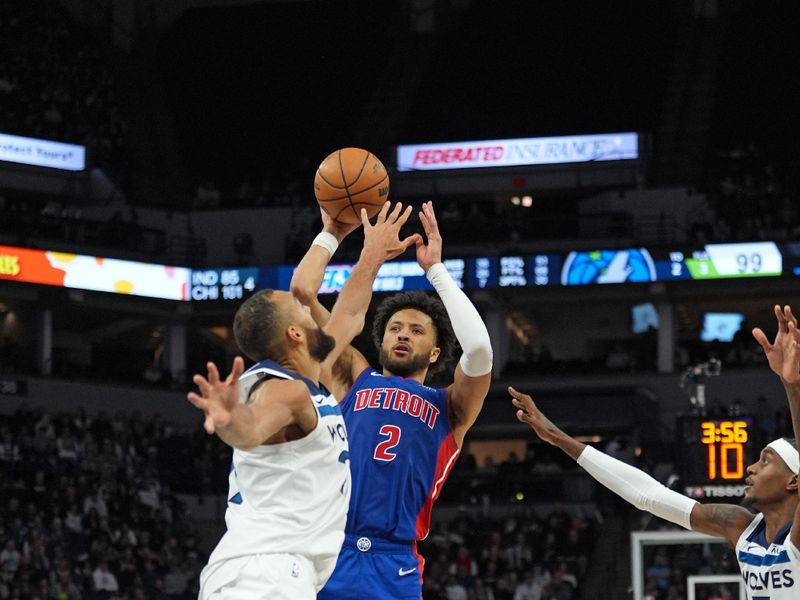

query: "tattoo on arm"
xmin=699 ymin=504 xmax=737 ymax=529
xmin=694 ymin=503 xmax=750 ymax=542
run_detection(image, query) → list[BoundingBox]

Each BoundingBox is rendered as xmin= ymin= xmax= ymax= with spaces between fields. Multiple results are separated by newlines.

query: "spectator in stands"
xmin=0 ymin=541 xmax=20 ymax=583
xmin=445 ymin=573 xmax=469 ymax=600
xmin=472 ymin=577 xmax=496 ymax=600
xmin=504 ymin=532 xmax=533 ymax=571
xmin=513 ymin=570 xmax=542 ymax=600
xmin=92 ymin=560 xmax=119 ymax=598
xmin=542 ymin=562 xmax=577 ymax=599
xmin=0 ymin=429 xmax=20 ymax=465
xmin=0 ymin=405 xmax=205 ymax=599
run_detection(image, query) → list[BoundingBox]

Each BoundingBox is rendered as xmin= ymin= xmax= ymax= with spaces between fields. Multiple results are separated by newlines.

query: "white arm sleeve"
xmin=426 ymin=263 xmax=493 ymax=377
xmin=577 ymin=445 xmax=697 ymax=530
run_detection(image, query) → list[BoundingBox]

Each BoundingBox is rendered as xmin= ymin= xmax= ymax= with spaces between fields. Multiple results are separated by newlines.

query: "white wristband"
xmin=577 ymin=445 xmax=697 ymax=530
xmin=312 ymin=231 xmax=339 ymax=257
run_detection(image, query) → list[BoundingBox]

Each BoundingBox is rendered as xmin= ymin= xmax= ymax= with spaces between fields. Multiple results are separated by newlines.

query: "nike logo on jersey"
xmin=398 ymin=567 xmax=417 ymax=577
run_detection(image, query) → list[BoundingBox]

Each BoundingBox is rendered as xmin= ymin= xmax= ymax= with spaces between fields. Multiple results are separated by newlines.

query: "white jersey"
xmin=736 ymin=512 xmax=800 ymax=599
xmin=203 ymin=360 xmax=350 ymax=589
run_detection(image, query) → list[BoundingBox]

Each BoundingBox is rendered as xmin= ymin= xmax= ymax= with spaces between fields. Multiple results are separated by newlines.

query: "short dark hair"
xmin=233 ymin=290 xmax=284 ymax=362
xmin=371 ymin=291 xmax=456 ymax=376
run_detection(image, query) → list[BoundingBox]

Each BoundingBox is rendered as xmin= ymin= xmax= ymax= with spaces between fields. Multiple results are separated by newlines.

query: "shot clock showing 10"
xmin=699 ymin=420 xmax=748 ymax=480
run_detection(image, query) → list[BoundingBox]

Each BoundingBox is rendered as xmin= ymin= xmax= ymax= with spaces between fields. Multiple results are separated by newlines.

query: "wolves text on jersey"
xmin=741 ymin=566 xmax=794 ymax=593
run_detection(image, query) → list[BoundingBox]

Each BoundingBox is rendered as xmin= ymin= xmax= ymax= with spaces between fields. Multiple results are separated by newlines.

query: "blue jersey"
xmin=340 ymin=367 xmax=460 ymax=543
xmin=318 ymin=368 xmax=461 ymax=599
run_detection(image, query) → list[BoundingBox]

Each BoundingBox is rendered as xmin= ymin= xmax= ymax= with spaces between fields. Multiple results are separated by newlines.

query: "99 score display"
xmin=677 ymin=416 xmax=754 ymax=499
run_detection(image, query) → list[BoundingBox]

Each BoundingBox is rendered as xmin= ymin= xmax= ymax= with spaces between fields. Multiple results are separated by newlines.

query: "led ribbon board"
xmin=292 ymin=259 xmax=466 ymax=295
xmin=397 ymin=133 xmax=638 ymax=171
xmin=0 ymin=133 xmax=86 ymax=171
xmin=0 ymin=245 xmax=190 ymax=300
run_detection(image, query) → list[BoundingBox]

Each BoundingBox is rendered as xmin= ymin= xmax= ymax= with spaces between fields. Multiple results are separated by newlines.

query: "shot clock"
xmin=676 ymin=416 xmax=755 ymax=500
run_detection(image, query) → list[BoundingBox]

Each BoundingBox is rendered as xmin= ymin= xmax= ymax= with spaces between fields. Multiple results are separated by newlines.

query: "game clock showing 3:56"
xmin=676 ymin=416 xmax=754 ymax=500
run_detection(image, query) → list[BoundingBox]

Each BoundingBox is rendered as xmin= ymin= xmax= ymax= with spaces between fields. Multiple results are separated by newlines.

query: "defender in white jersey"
xmin=187 ymin=202 xmax=420 ymax=599
xmin=200 ymin=360 xmax=350 ymax=597
xmin=511 ymin=304 xmax=800 ymax=600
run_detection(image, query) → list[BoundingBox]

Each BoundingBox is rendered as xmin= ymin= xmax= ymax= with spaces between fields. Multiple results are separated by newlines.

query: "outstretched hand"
xmin=415 ymin=201 xmax=443 ymax=272
xmin=361 ymin=201 xmax=421 ymax=262
xmin=509 ymin=386 xmax=564 ymax=446
xmin=752 ymin=304 xmax=800 ymax=383
xmin=187 ymin=357 xmax=246 ymax=434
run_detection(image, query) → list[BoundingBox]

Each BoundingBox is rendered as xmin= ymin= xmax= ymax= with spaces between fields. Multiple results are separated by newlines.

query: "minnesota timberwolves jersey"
xmin=204 ymin=360 xmax=350 ymax=581
xmin=341 ymin=367 xmax=460 ymax=542
xmin=736 ymin=513 xmax=800 ymax=599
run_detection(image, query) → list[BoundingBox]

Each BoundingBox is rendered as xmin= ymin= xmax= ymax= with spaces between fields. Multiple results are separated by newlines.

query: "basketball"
xmin=314 ymin=148 xmax=390 ymax=224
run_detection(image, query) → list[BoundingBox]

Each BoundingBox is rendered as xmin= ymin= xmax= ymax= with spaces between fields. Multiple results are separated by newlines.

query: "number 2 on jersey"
xmin=373 ymin=425 xmax=402 ymax=462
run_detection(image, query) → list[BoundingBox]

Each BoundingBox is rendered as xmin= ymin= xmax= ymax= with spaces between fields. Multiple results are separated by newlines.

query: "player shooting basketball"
xmin=291 ymin=200 xmax=493 ymax=599
xmin=187 ymin=202 xmax=419 ymax=600
xmin=511 ymin=304 xmax=800 ymax=599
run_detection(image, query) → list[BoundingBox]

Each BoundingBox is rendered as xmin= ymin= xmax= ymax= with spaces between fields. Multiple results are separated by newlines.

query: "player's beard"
xmin=306 ymin=325 xmax=336 ymax=363
xmin=740 ymin=481 xmax=762 ymax=511
xmin=379 ymin=346 xmax=431 ymax=378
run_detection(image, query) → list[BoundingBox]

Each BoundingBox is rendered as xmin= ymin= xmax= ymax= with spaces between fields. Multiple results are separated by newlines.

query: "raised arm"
xmin=510 ymin=387 xmax=754 ymax=547
xmin=783 ymin=343 xmax=800 ymax=550
xmin=290 ymin=208 xmax=373 ymax=394
xmin=754 ymin=305 xmax=800 ymax=549
xmin=187 ymin=357 xmax=315 ymax=450
xmin=416 ymin=201 xmax=492 ymax=446
xmin=319 ymin=203 xmax=420 ymax=382
xmin=289 ymin=208 xmax=358 ymax=326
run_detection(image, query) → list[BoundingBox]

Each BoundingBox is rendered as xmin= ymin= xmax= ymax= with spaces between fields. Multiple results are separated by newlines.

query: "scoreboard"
xmin=658 ymin=242 xmax=782 ymax=281
xmin=557 ymin=242 xmax=782 ymax=286
xmin=185 ymin=241 xmax=786 ymax=302
xmin=676 ymin=415 xmax=755 ymax=500
xmin=190 ymin=268 xmax=258 ymax=301
xmin=0 ymin=240 xmax=790 ymax=302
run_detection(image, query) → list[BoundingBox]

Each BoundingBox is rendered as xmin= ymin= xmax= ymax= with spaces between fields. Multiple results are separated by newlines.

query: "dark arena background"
xmin=1 ymin=1 xmax=799 ymax=598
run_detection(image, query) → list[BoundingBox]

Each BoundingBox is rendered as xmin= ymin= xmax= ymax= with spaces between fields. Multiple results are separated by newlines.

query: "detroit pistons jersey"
xmin=203 ymin=360 xmax=350 ymax=580
xmin=340 ymin=367 xmax=460 ymax=542
xmin=735 ymin=512 xmax=800 ymax=599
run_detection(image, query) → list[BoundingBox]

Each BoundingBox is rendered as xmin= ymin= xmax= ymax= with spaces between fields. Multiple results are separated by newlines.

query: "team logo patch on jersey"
xmin=356 ymin=537 xmax=372 ymax=552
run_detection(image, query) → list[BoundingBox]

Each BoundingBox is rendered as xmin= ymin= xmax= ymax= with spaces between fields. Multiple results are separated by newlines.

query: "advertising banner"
xmin=0 ymin=133 xmax=86 ymax=171
xmin=0 ymin=245 xmax=190 ymax=300
xmin=397 ymin=133 xmax=638 ymax=171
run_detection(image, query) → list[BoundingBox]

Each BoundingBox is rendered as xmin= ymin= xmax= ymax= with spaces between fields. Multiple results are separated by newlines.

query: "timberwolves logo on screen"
xmin=561 ymin=249 xmax=657 ymax=285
